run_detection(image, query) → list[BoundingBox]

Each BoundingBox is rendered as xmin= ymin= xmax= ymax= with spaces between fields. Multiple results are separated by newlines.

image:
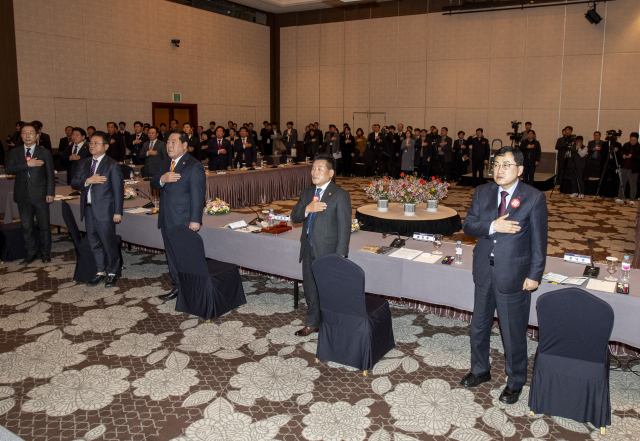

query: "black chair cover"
xmin=529 ymin=287 xmax=614 ymax=428
xmin=312 ymin=254 xmax=395 ymax=371
xmin=61 ymin=201 xmax=122 ymax=282
xmin=166 ymin=225 xmax=245 ymax=320
xmin=0 ymin=222 xmax=40 ymax=262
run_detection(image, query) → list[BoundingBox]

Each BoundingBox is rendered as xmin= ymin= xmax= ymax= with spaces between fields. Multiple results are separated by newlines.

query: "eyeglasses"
xmin=88 ymin=142 xmax=105 ymax=146
xmin=493 ymin=162 xmax=514 ymax=170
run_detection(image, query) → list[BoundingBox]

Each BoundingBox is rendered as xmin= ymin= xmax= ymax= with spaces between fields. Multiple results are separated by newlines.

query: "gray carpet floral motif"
xmin=0 ymin=234 xmax=638 ymax=441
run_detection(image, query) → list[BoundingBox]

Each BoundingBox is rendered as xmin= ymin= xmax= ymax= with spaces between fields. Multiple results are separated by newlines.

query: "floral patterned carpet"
xmin=0 ymin=233 xmax=639 ymax=441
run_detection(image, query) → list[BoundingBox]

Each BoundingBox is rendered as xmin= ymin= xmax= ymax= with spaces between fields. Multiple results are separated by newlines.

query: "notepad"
xmin=542 ymin=272 xmax=568 ymax=283
xmin=562 ymin=277 xmax=588 ymax=286
xmin=585 ymin=279 xmax=616 ymax=293
xmin=123 ymin=208 xmax=149 ymax=214
xmin=413 ymin=253 xmax=442 ymax=264
xmin=388 ymin=248 xmax=423 ymax=261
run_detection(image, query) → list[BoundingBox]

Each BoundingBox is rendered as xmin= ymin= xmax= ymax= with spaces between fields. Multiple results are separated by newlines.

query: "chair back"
xmin=312 ymin=254 xmax=367 ymax=317
xmin=61 ymin=201 xmax=82 ymax=247
xmin=536 ymin=288 xmax=614 ymax=363
xmin=165 ymin=225 xmax=209 ymax=277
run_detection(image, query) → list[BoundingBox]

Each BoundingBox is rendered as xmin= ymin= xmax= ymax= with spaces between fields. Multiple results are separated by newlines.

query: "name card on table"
xmin=278 ymin=164 xmax=285 ymax=168
xmin=564 ymin=253 xmax=591 ymax=265
xmin=124 ymin=180 xmax=138 ymax=185
xmin=413 ymin=233 xmax=434 ymax=242
xmin=272 ymin=214 xmax=290 ymax=222
xmin=216 ymin=171 xmax=226 ymax=175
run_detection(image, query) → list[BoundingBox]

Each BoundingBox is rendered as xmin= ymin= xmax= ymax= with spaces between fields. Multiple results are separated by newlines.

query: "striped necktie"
xmin=86 ymin=158 xmax=98 ymax=204
xmin=306 ymin=187 xmax=323 ymax=246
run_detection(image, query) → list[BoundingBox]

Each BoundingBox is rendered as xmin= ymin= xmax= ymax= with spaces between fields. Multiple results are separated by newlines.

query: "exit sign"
xmin=173 ymin=93 xmax=181 ymax=103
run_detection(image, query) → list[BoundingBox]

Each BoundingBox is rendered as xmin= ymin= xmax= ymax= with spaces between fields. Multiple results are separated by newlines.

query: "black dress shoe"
xmin=460 ymin=371 xmax=491 ymax=388
xmin=87 ymin=274 xmax=106 ymax=287
xmin=104 ymin=274 xmax=118 ymax=287
xmin=295 ymin=326 xmax=319 ymax=336
xmin=41 ymin=254 xmax=51 ymax=264
xmin=499 ymin=386 xmax=522 ymax=404
xmin=158 ymin=286 xmax=179 ymax=301
xmin=20 ymin=255 xmax=38 ymax=265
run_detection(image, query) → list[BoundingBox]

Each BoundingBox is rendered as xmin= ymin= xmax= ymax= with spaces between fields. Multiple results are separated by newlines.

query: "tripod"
xmin=594 ymin=143 xmax=621 ymax=202
xmin=550 ymin=140 xmax=582 ymax=198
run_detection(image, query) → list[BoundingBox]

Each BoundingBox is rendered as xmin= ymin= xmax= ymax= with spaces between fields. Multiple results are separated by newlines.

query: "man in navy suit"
xmin=71 ymin=131 xmax=124 ymax=287
xmin=461 ymin=146 xmax=548 ymax=405
xmin=127 ymin=121 xmax=149 ymax=165
xmin=233 ymin=127 xmax=257 ymax=168
xmin=151 ymin=131 xmax=206 ymax=301
xmin=206 ymin=126 xmax=232 ymax=171
xmin=62 ymin=127 xmax=91 ymax=184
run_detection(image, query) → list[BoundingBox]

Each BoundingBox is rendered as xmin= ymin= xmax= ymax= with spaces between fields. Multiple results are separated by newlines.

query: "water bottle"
xmin=455 ymin=241 xmax=463 ymax=264
xmin=620 ymin=255 xmax=630 ymax=282
xmin=236 ymin=162 xmax=240 ymax=170
xmin=268 ymin=209 xmax=275 ymax=227
xmin=129 ymin=171 xmax=134 ymax=180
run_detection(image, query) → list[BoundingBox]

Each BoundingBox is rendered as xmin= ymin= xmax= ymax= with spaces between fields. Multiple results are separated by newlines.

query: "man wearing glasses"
xmin=460 ymin=146 xmax=548 ymax=405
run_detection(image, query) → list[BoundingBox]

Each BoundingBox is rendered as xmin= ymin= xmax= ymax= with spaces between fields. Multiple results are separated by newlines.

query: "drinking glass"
xmin=153 ymin=197 xmax=159 ymax=210
xmin=433 ymin=234 xmax=443 ymax=255
xmin=605 ymin=257 xmax=618 ymax=281
xmin=134 ymin=171 xmax=140 ymax=179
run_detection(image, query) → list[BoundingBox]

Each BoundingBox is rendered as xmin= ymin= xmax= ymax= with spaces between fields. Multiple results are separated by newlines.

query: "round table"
xmin=355 ymin=203 xmax=462 ymax=237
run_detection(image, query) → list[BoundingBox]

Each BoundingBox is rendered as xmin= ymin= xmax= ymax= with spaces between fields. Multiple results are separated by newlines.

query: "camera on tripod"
xmin=605 ymin=129 xmax=622 ymax=142
xmin=507 ymin=120 xmax=522 ymax=142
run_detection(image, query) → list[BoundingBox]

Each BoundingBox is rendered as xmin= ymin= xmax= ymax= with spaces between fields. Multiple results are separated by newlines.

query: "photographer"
xmin=555 ymin=126 xmax=575 ymax=191
xmin=519 ymin=130 xmax=541 ymax=186
xmin=616 ymin=132 xmax=640 ymax=205
xmin=568 ymin=136 xmax=588 ymax=198
xmin=585 ymin=131 xmax=605 ymax=178
xmin=601 ymin=134 xmax=622 ymax=199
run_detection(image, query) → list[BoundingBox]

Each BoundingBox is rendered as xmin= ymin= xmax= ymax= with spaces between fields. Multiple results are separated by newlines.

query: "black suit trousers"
xmin=18 ymin=195 xmax=51 ymax=256
xmin=301 ymin=240 xmax=321 ymax=327
xmin=161 ymin=226 xmax=180 ymax=286
xmin=472 ymin=161 xmax=485 ymax=186
xmin=84 ymin=206 xmax=120 ymax=274
xmin=470 ymin=267 xmax=531 ymax=390
xmin=523 ymin=164 xmax=536 ymax=186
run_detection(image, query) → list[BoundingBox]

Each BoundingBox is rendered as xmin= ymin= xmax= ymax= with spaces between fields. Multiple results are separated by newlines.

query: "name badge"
xmin=564 ymin=253 xmax=591 ymax=265
xmin=216 ymin=171 xmax=226 ymax=175
xmin=124 ymin=180 xmax=137 ymax=185
xmin=273 ymin=214 xmax=290 ymax=222
xmin=413 ymin=233 xmax=434 ymax=242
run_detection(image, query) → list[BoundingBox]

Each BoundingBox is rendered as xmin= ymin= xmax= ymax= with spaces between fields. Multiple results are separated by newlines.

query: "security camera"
xmin=171 ymin=39 xmax=180 ymax=47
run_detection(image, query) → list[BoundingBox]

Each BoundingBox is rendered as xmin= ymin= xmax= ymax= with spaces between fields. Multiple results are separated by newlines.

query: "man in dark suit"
xmin=5 ymin=122 xmax=55 ymax=264
xmin=519 ymin=130 xmax=541 ymax=186
xmin=118 ymin=122 xmax=130 ymax=146
xmin=414 ymin=129 xmax=432 ymax=178
xmin=127 ymin=121 xmax=149 ymax=165
xmin=233 ymin=127 xmax=257 ymax=168
xmin=454 ymin=131 xmax=469 ymax=182
xmin=32 ymin=121 xmax=53 ymax=152
xmin=165 ymin=119 xmax=179 ymax=140
xmin=206 ymin=126 xmax=232 ymax=171
xmin=223 ymin=121 xmax=234 ymax=138
xmin=205 ymin=121 xmax=216 ymax=139
xmin=71 ymin=131 xmax=124 ymax=287
xmin=436 ymin=127 xmax=453 ymax=182
xmin=62 ymin=127 xmax=91 ymax=184
xmin=248 ymin=123 xmax=259 ymax=151
xmin=139 ymin=126 xmax=167 ymax=178
xmin=158 ymin=123 xmax=167 ymax=142
xmin=554 ymin=126 xmax=575 ymax=187
xmin=58 ymin=126 xmax=73 ymax=154
xmin=586 ymin=131 xmax=606 ymax=179
xmin=106 ymin=122 xmax=125 ymax=163
xmin=290 ymin=154 xmax=351 ymax=336
xmin=461 ymin=146 xmax=548 ymax=405
xmin=340 ymin=126 xmax=356 ymax=177
xmin=151 ymin=131 xmax=206 ymax=301
xmin=283 ymin=122 xmax=298 ymax=156
xmin=367 ymin=124 xmax=385 ymax=174
xmin=468 ymin=128 xmax=490 ymax=188
xmin=183 ymin=123 xmax=201 ymax=160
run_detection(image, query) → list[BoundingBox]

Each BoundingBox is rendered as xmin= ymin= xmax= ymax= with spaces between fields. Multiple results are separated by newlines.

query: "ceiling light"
xmin=585 ymin=5 xmax=602 ymax=24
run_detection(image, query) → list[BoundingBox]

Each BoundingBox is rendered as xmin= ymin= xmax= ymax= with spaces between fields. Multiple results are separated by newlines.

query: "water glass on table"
xmin=605 ymin=256 xmax=618 ymax=281
xmin=432 ymin=234 xmax=443 ymax=255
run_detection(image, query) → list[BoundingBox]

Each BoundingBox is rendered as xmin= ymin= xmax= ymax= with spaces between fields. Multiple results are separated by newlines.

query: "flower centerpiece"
xmin=365 ymin=177 xmax=392 ymax=212
xmin=424 ymin=176 xmax=450 ymax=211
xmin=351 ymin=218 xmax=361 ymax=233
xmin=204 ymin=198 xmax=230 ymax=215
xmin=393 ymin=173 xmax=429 ymax=216
xmin=124 ymin=187 xmax=137 ymax=200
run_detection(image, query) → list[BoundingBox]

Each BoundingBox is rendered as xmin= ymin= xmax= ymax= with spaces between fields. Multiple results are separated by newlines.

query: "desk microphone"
xmin=237 ymin=198 xmax=262 ymax=224
xmin=136 ymin=188 xmax=156 ymax=209
xmin=382 ymin=231 xmax=406 ymax=248
xmin=583 ymin=238 xmax=600 ymax=278
xmin=55 ymin=176 xmax=67 ymax=186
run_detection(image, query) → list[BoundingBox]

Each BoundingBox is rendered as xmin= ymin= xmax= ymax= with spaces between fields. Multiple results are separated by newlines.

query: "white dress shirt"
xmin=489 ymin=179 xmax=519 ymax=235
xmin=304 ymin=180 xmax=331 ymax=218
xmin=85 ymin=154 xmax=106 ymax=204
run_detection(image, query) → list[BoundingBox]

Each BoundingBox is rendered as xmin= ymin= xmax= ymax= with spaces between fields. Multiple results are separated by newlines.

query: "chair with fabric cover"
xmin=529 ymin=287 xmax=614 ymax=434
xmin=311 ymin=254 xmax=395 ymax=374
xmin=60 ymin=201 xmax=122 ymax=282
xmin=0 ymin=222 xmax=40 ymax=262
xmin=166 ymin=224 xmax=246 ymax=320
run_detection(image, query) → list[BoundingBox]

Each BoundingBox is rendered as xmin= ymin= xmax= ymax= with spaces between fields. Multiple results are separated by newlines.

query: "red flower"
xmin=437 ymin=179 xmax=441 ymax=183
xmin=402 ymin=184 xmax=406 ymax=188
xmin=420 ymin=179 xmax=426 ymax=185
xmin=384 ymin=176 xmax=389 ymax=181
xmin=400 ymin=172 xmax=405 ymax=177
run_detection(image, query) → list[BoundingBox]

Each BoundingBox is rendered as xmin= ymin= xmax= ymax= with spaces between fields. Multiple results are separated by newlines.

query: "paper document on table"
xmin=388 ymin=248 xmax=423 ymax=260
xmin=226 ymin=220 xmax=248 ymax=230
xmin=413 ymin=253 xmax=441 ymax=264
xmin=234 ymin=225 xmax=261 ymax=233
xmin=562 ymin=277 xmax=588 ymax=286
xmin=53 ymin=196 xmax=75 ymax=201
xmin=585 ymin=279 xmax=616 ymax=293
xmin=542 ymin=272 xmax=568 ymax=283
xmin=124 ymin=208 xmax=149 ymax=214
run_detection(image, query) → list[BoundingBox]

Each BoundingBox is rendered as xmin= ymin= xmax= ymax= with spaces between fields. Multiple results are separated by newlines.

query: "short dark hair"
xmin=160 ymin=123 xmax=166 ymax=127
xmin=87 ymin=125 xmax=96 ymax=131
xmin=65 ymin=125 xmax=73 ymax=130
xmin=564 ymin=126 xmax=573 ymax=131
xmin=631 ymin=132 xmax=639 ymax=139
xmin=183 ymin=122 xmax=192 ymax=128
xmin=594 ymin=131 xmax=601 ymax=136
xmin=458 ymin=130 xmax=465 ymax=136
xmin=287 ymin=121 xmax=294 ymax=126
xmin=170 ymin=118 xmax=178 ymax=124
xmin=476 ymin=128 xmax=483 ymax=133
xmin=388 ymin=125 xmax=395 ymax=130
xmin=134 ymin=121 xmax=143 ymax=127
xmin=271 ymin=122 xmax=278 ymax=126
xmin=32 ymin=120 xmax=43 ymax=130
xmin=495 ymin=146 xmax=524 ymax=166
xmin=313 ymin=154 xmax=336 ymax=171
xmin=168 ymin=130 xmax=189 ymax=144
xmin=263 ymin=120 xmax=269 ymax=125
xmin=215 ymin=126 xmax=225 ymax=133
xmin=525 ymin=121 xmax=532 ymax=125
xmin=576 ymin=135 xmax=584 ymax=141
xmin=143 ymin=123 xmax=150 ymax=128
xmin=356 ymin=128 xmax=364 ymax=136
xmin=442 ymin=127 xmax=448 ymax=132
xmin=149 ymin=126 xmax=158 ymax=134
xmin=528 ymin=130 xmax=536 ymax=135
xmin=91 ymin=131 xmax=110 ymax=145
xmin=198 ymin=125 xmax=203 ymax=129
xmin=209 ymin=121 xmax=216 ymax=125
xmin=119 ymin=121 xmax=126 ymax=126
xmin=16 ymin=120 xmax=24 ymax=126
xmin=20 ymin=122 xmax=38 ymax=133
xmin=239 ymin=127 xmax=248 ymax=133
xmin=72 ymin=127 xmax=86 ymax=137
xmin=107 ymin=121 xmax=116 ymax=128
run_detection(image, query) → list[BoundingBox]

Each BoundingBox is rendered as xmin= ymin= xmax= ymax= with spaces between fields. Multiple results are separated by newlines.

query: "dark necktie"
xmin=86 ymin=159 xmax=98 ymax=204
xmin=26 ymin=148 xmax=32 ymax=178
xmin=218 ymin=139 xmax=221 ymax=152
xmin=307 ymin=187 xmax=323 ymax=247
xmin=73 ymin=144 xmax=78 ymax=155
xmin=498 ymin=191 xmax=509 ymax=217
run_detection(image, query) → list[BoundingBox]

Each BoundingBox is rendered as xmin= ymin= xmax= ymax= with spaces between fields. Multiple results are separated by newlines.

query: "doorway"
xmin=152 ymin=103 xmax=198 ymax=130
xmin=352 ymin=112 xmax=386 ymax=135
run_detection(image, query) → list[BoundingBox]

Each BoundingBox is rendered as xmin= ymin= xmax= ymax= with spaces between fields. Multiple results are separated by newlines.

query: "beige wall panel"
xmin=369 ymin=62 xmax=398 ymax=108
xmin=564 ymin=3 xmax=605 ymax=56
xmin=320 ymin=22 xmax=344 ymax=66
xmin=601 ymin=53 xmax=640 ymax=110
xmin=598 ymin=110 xmax=640 ymax=138
xmin=296 ymin=25 xmax=321 ymax=67
xmin=54 ymin=98 xmax=88 ymax=141
xmin=455 ymin=108 xmax=489 ymax=137
xmin=397 ymin=62 xmax=426 ymax=109
xmin=113 ymin=45 xmax=149 ymax=103
xmin=190 ymin=6 xmax=215 ymax=57
xmin=603 ymin=0 xmax=640 ymax=54
xmin=396 ymin=107 xmax=425 ymax=132
xmin=490 ymin=9 xmax=526 ymax=59
xmin=560 ymin=55 xmax=602 ymax=110
xmin=197 ymin=104 xmax=226 ymax=129
xmin=15 ymin=30 xmax=54 ymax=98
xmin=320 ymin=65 xmax=344 ymax=108
xmin=82 ymin=0 xmax=113 ymax=43
xmin=198 ymin=58 xmax=218 ymax=105
xmin=370 ymin=17 xmax=399 ymax=56
xmin=280 ymin=68 xmax=298 ymax=109
xmin=86 ymin=100 xmax=121 ymax=130
xmin=344 ymin=64 xmax=370 ymax=108
xmin=51 ymin=35 xmax=86 ymax=99
xmin=114 ymin=101 xmax=152 ymax=131
xmin=427 ymin=14 xmax=458 ymax=61
xmin=525 ymin=7 xmax=565 ymax=57
xmin=224 ymin=106 xmax=259 ymax=127
xmin=255 ymin=106 xmax=270 ymax=127
xmin=523 ymin=56 xmax=562 ymax=109
xmin=280 ymin=107 xmax=297 ymax=129
xmin=426 ymin=108 xmax=456 ymax=133
xmin=522 ymin=108 xmax=561 ymax=152
xmin=488 ymin=108 xmax=523 ymax=146
xmin=320 ymin=108 xmax=344 ymax=130
xmin=296 ymin=65 xmax=320 ymax=108
xmin=370 ymin=108 xmax=396 ymax=128
xmin=488 ymin=57 xmax=524 ymax=109
xmin=456 ymin=14 xmax=491 ymax=60
xmin=49 ymin=0 xmax=83 ymax=39
xmin=142 ymin=50 xmax=170 ymax=104
xmin=398 ymin=14 xmax=428 ymax=62
xmin=344 ymin=20 xmax=371 ymax=65
xmin=13 ymin=0 xmax=50 ymax=33
xmin=280 ymin=27 xmax=298 ymax=69
xmin=297 ymin=107 xmax=320 ymax=129
xmin=111 ymin=0 xmax=150 ymax=50
xmin=146 ymin=2 xmax=189 ymax=55
xmin=559 ymin=109 xmax=599 ymax=141
xmin=20 ymin=97 xmax=55 ymax=134
xmin=343 ymin=108 xmax=371 ymax=133
xmin=456 ymin=59 xmax=490 ymax=109
xmin=425 ymin=59 xmax=457 ymax=108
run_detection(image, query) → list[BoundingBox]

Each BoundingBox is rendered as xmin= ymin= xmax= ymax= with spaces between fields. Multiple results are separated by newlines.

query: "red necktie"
xmin=498 ymin=191 xmax=508 ymax=217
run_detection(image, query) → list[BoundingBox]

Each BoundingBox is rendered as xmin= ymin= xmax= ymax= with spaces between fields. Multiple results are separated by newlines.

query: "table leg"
xmin=128 ymin=243 xmax=132 ymax=251
xmin=294 ymin=281 xmax=299 ymax=309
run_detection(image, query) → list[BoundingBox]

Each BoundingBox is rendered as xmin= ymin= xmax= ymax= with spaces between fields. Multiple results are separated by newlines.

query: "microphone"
xmin=237 ymin=198 xmax=262 ymax=224
xmin=136 ymin=188 xmax=156 ymax=209
xmin=382 ymin=231 xmax=406 ymax=248
xmin=583 ymin=238 xmax=600 ymax=278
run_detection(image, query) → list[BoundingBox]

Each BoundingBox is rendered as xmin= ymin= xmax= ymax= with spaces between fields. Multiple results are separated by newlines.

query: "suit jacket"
xmin=107 ymin=132 xmax=125 ymax=163
xmin=468 ymin=136 xmax=490 ymax=163
xmin=462 ymin=181 xmax=548 ymax=294
xmin=283 ymin=128 xmax=298 ymax=149
xmin=207 ymin=137 xmax=233 ymax=168
xmin=62 ymin=142 xmax=91 ymax=184
xmin=58 ymin=136 xmax=72 ymax=154
xmin=5 ymin=145 xmax=55 ymax=203
xmin=519 ymin=140 xmax=541 ymax=165
xmin=290 ymin=181 xmax=352 ymax=263
xmin=186 ymin=135 xmax=201 ymax=160
xmin=340 ymin=134 xmax=356 ymax=159
xmin=324 ymin=131 xmax=340 ymax=155
xmin=38 ymin=133 xmax=52 ymax=152
xmin=414 ymin=137 xmax=432 ymax=167
xmin=454 ymin=138 xmax=470 ymax=161
xmin=119 ymin=131 xmax=131 ymax=144
xmin=233 ymin=137 xmax=257 ymax=166
xmin=437 ymin=136 xmax=454 ymax=162
xmin=150 ymin=154 xmax=206 ymax=230
xmin=71 ymin=155 xmax=124 ymax=221
xmin=387 ymin=133 xmax=401 ymax=162
xmin=128 ymin=132 xmax=149 ymax=160
xmin=139 ymin=139 xmax=168 ymax=177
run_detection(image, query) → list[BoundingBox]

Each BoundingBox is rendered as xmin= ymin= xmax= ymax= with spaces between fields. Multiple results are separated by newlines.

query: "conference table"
xmin=31 ymin=188 xmax=640 ymax=350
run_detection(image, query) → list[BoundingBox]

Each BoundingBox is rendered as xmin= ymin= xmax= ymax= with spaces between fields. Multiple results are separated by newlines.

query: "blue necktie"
xmin=86 ymin=159 xmax=98 ymax=204
xmin=307 ymin=187 xmax=323 ymax=246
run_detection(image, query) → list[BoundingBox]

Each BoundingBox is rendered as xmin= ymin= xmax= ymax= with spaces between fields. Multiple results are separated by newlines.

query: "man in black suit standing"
xmin=461 ymin=146 xmax=548 ymax=405
xmin=106 ymin=122 xmax=125 ymax=164
xmin=32 ymin=121 xmax=53 ymax=152
xmin=139 ymin=126 xmax=167 ymax=178
xmin=151 ymin=131 xmax=206 ymax=301
xmin=233 ymin=127 xmax=257 ymax=168
xmin=283 ymin=122 xmax=298 ymax=156
xmin=290 ymin=154 xmax=351 ymax=336
xmin=206 ymin=126 xmax=232 ymax=171
xmin=118 ymin=122 xmax=130 ymax=145
xmin=436 ymin=127 xmax=453 ymax=182
xmin=71 ymin=131 xmax=124 ymax=287
xmin=468 ymin=128 xmax=490 ymax=188
xmin=127 ymin=121 xmax=149 ymax=165
xmin=62 ymin=127 xmax=91 ymax=184
xmin=5 ymin=123 xmax=55 ymax=264
xmin=183 ymin=123 xmax=201 ymax=160
xmin=58 ymin=126 xmax=73 ymax=154
xmin=414 ymin=129 xmax=432 ymax=178
xmin=205 ymin=121 xmax=216 ymax=139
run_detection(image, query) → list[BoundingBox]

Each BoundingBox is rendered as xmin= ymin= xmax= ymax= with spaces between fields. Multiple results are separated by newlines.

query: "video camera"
xmin=605 ymin=129 xmax=622 ymax=142
xmin=507 ymin=120 xmax=522 ymax=142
